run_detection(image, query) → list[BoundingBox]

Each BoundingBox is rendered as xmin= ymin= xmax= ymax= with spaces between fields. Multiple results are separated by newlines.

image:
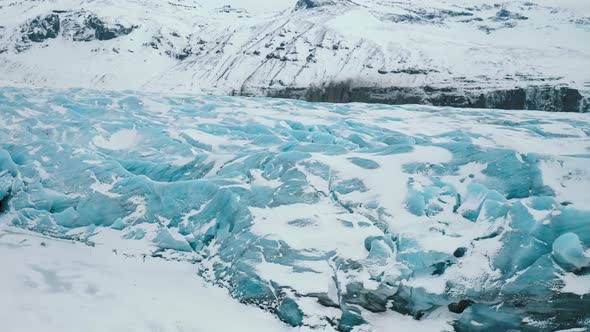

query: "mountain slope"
xmin=0 ymin=0 xmax=589 ymax=111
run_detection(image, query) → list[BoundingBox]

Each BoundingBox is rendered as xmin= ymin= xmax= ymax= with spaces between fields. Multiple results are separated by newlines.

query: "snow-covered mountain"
xmin=0 ymin=0 xmax=589 ymax=111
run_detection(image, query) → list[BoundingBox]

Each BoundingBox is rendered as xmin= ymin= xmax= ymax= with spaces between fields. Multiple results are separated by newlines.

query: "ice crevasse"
xmin=1 ymin=87 xmax=590 ymax=331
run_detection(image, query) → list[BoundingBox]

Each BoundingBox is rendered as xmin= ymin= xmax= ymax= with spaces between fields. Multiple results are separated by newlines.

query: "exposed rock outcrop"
xmin=19 ymin=11 xmax=136 ymax=46
xmin=295 ymin=0 xmax=351 ymax=11
xmin=72 ymin=14 xmax=137 ymax=41
xmin=22 ymin=14 xmax=61 ymax=43
xmin=263 ymin=83 xmax=589 ymax=112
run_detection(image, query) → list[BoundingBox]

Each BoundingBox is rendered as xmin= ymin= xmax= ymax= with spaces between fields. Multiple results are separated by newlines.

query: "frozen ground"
xmin=1 ymin=87 xmax=590 ymax=331
xmin=0 ymin=227 xmax=297 ymax=332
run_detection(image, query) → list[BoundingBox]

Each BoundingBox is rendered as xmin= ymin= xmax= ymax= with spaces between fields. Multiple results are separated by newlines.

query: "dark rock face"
xmin=494 ymin=9 xmax=528 ymax=21
xmin=384 ymin=9 xmax=474 ymax=24
xmin=448 ymin=300 xmax=474 ymax=314
xmin=19 ymin=12 xmax=135 ymax=46
xmin=0 ymin=189 xmax=12 ymax=215
xmin=296 ymin=0 xmax=328 ymax=10
xmin=453 ymin=247 xmax=467 ymax=258
xmin=23 ymin=14 xmax=60 ymax=42
xmin=73 ymin=15 xmax=136 ymax=42
xmin=295 ymin=0 xmax=349 ymax=11
xmin=262 ymin=82 xmax=589 ymax=112
xmin=524 ymin=86 xmax=586 ymax=112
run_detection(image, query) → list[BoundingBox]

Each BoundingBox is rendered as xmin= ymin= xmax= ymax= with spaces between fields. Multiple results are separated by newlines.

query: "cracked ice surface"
xmin=1 ymin=87 xmax=590 ymax=331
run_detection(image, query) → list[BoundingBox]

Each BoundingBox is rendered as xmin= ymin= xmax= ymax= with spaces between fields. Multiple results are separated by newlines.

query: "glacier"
xmin=1 ymin=86 xmax=590 ymax=331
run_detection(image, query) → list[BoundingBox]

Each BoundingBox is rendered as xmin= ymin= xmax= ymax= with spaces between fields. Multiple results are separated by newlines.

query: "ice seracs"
xmin=1 ymin=87 xmax=589 ymax=331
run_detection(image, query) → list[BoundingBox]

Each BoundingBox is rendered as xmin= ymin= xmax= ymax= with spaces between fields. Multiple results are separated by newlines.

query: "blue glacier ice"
xmin=553 ymin=233 xmax=590 ymax=271
xmin=1 ymin=87 xmax=590 ymax=331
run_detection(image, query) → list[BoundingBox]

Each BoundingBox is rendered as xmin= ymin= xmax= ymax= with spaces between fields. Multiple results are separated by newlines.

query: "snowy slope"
xmin=0 ymin=226 xmax=298 ymax=332
xmin=1 ymin=87 xmax=589 ymax=331
xmin=0 ymin=0 xmax=589 ymax=111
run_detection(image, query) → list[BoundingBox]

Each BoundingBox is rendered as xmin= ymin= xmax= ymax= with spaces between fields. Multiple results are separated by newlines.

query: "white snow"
xmin=250 ymin=202 xmax=382 ymax=260
xmin=0 ymin=0 xmax=588 ymax=99
xmin=89 ymin=173 xmax=122 ymax=198
xmin=539 ymin=157 xmax=590 ymax=206
xmin=93 ymin=128 xmax=141 ymax=150
xmin=0 ymin=226 xmax=299 ymax=332
xmin=358 ymin=309 xmax=454 ymax=332
xmin=558 ymin=272 xmax=590 ymax=296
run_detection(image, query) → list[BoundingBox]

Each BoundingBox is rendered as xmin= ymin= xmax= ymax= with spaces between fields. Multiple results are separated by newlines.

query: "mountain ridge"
xmin=0 ymin=0 xmax=589 ymax=111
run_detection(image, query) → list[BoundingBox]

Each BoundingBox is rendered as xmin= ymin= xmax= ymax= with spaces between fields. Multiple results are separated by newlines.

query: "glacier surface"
xmin=1 ymin=87 xmax=590 ymax=331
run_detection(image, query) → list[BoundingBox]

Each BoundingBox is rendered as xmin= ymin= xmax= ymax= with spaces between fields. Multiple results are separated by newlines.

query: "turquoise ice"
xmin=1 ymin=87 xmax=589 ymax=331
